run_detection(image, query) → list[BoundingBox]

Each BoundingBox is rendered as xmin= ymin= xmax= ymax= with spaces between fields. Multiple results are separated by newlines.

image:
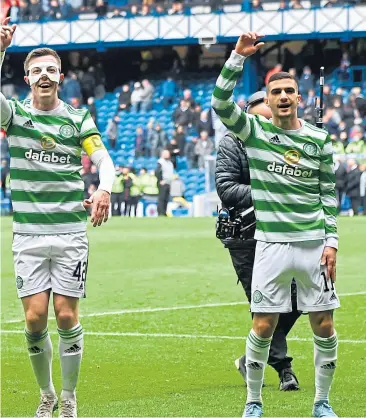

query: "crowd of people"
xmin=2 ymin=0 xmax=360 ymax=24
xmin=1 ymin=47 xmax=366 ymax=215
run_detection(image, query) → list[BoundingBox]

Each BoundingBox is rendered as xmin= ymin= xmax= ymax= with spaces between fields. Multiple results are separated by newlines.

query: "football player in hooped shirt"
xmin=1 ymin=18 xmax=115 ymax=418
xmin=212 ymin=32 xmax=339 ymax=418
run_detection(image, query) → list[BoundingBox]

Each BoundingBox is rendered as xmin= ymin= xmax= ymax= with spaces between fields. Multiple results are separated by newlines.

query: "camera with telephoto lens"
xmin=216 ymin=206 xmax=256 ymax=241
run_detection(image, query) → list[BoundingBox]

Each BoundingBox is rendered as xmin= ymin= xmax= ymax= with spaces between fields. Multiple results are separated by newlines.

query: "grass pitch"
xmin=1 ymin=216 xmax=365 ymax=417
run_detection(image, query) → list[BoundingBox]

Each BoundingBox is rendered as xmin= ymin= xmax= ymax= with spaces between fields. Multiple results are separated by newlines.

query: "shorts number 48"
xmin=73 ymin=260 xmax=88 ymax=282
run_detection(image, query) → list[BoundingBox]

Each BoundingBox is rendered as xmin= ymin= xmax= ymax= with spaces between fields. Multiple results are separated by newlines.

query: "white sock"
xmin=314 ymin=333 xmax=338 ymax=403
xmin=245 ymin=329 xmax=271 ymax=404
xmin=25 ymin=328 xmax=55 ymax=395
xmin=58 ymin=323 xmax=84 ymax=400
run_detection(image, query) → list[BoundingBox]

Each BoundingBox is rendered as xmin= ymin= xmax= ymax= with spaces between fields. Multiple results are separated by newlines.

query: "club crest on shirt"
xmin=41 ymin=136 xmax=56 ymax=150
xmin=303 ymin=142 xmax=318 ymax=157
xmin=59 ymin=124 xmax=75 ymax=139
xmin=284 ymin=149 xmax=300 ymax=165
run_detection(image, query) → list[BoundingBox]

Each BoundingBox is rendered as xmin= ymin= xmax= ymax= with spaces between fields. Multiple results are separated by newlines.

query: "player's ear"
xmin=264 ymin=97 xmax=270 ymax=107
xmin=59 ymin=73 xmax=65 ymax=85
xmin=24 ymin=76 xmax=30 ymax=86
xmin=297 ymin=94 xmax=302 ymax=104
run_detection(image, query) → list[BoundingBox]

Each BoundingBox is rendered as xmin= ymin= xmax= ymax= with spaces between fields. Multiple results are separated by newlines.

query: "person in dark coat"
xmin=345 ymin=158 xmax=361 ymax=215
xmin=118 ymin=84 xmax=131 ymax=112
xmin=334 ymin=158 xmax=347 ymax=213
xmin=215 ymin=91 xmax=301 ymax=391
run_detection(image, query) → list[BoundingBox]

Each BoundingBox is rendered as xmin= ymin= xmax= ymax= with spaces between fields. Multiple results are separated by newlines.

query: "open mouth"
xmin=38 ymin=82 xmax=52 ymax=89
xmin=278 ymin=103 xmax=291 ymax=109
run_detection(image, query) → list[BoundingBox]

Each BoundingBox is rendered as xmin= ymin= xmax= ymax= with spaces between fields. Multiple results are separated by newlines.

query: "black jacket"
xmin=335 ymin=162 xmax=347 ymax=190
xmin=215 ymin=133 xmax=252 ymax=216
xmin=346 ymin=168 xmax=361 ymax=198
xmin=215 ymin=133 xmax=255 ymax=246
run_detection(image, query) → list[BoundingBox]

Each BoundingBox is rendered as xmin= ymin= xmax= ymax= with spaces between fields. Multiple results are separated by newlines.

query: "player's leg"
xmin=50 ymin=233 xmax=89 ymax=418
xmin=294 ymin=241 xmax=340 ymax=417
xmin=13 ymin=234 xmax=58 ymax=416
xmin=53 ymin=294 xmax=82 ymax=417
xmin=243 ymin=241 xmax=293 ymax=417
xmin=228 ymin=242 xmax=255 ymax=383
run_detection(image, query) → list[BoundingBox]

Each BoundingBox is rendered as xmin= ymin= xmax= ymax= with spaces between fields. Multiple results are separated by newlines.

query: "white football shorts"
xmin=12 ymin=233 xmax=89 ymax=299
xmin=251 ymin=240 xmax=340 ymax=313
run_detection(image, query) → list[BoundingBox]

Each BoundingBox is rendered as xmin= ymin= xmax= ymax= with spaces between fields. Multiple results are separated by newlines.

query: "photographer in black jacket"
xmin=215 ymin=91 xmax=301 ymax=391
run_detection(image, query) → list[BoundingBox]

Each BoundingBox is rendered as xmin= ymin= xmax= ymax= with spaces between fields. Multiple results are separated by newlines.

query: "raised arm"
xmin=211 ymin=32 xmax=264 ymax=142
xmin=1 ymin=18 xmax=17 ymax=129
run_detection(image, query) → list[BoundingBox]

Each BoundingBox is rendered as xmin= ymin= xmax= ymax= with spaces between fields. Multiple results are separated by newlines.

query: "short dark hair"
xmin=267 ymin=72 xmax=298 ymax=90
xmin=24 ymin=48 xmax=61 ymax=73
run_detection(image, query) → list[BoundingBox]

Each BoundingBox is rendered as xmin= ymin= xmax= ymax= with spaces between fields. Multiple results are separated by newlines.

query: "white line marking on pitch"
xmin=1 ymin=329 xmax=365 ymax=344
xmin=3 ymin=291 xmax=366 ymax=325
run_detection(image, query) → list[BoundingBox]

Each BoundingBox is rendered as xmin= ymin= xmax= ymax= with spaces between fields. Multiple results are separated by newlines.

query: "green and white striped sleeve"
xmin=320 ymin=135 xmax=338 ymax=249
xmin=211 ymin=51 xmax=252 ymax=142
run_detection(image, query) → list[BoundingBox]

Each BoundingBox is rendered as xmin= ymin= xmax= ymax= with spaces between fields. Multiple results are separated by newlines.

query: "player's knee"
xmin=253 ymin=314 xmax=276 ymax=338
xmin=56 ymin=309 xmax=78 ymax=329
xmin=311 ymin=311 xmax=334 ymax=337
xmin=24 ymin=309 xmax=48 ymax=332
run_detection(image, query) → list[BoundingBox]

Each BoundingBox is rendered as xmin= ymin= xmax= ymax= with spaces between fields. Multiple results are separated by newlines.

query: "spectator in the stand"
xmin=168 ymin=0 xmax=184 ymax=15
xmin=173 ymin=100 xmax=193 ymax=128
xmin=331 ymin=134 xmax=345 ymax=155
xmin=62 ymin=71 xmax=82 ymax=105
xmin=322 ymin=84 xmax=333 ymax=108
xmin=29 ymin=0 xmax=43 ymax=21
xmin=182 ymin=89 xmax=196 ymax=108
xmin=131 ymin=82 xmax=144 ymax=112
xmin=360 ymin=164 xmax=366 ymax=215
xmin=141 ymin=79 xmax=154 ymax=111
xmin=49 ymin=0 xmax=61 ymax=19
xmin=118 ymin=85 xmax=131 ymax=112
xmin=167 ymin=174 xmax=190 ymax=216
xmin=278 ymin=0 xmax=289 ymax=10
xmin=334 ymin=157 xmax=347 ymax=213
xmin=339 ymin=52 xmax=351 ymax=80
xmin=286 ymin=68 xmax=297 ymax=85
xmin=81 ymin=67 xmax=96 ymax=103
xmin=135 ymin=126 xmax=148 ymax=158
xmin=324 ymin=0 xmax=340 ymax=7
xmin=111 ymin=166 xmax=124 ymax=216
xmin=161 ymin=77 xmax=177 ymax=108
xmin=1 ymin=131 xmax=9 ymax=161
xmin=82 ymin=165 xmax=99 ymax=199
xmin=345 ymin=158 xmax=361 ymax=216
xmin=106 ymin=115 xmax=120 ymax=149
xmin=59 ymin=0 xmax=72 ymax=18
xmin=87 ymin=97 xmax=97 ymax=123
xmin=299 ymin=66 xmax=314 ymax=93
xmin=165 ymin=138 xmax=180 ymax=168
xmin=195 ymin=130 xmax=214 ymax=169
xmin=251 ymin=0 xmax=263 ymax=10
xmin=10 ymin=0 xmax=20 ymax=22
xmin=345 ymin=126 xmax=366 ymax=161
xmin=130 ymin=5 xmax=139 ymax=16
xmin=290 ymin=0 xmax=304 ymax=8
xmin=155 ymin=150 xmax=174 ymax=216
xmin=154 ymin=5 xmax=165 ymax=15
xmin=185 ymin=137 xmax=199 ymax=169
xmin=196 ymin=110 xmax=214 ymax=136
xmin=174 ymin=125 xmax=186 ymax=156
xmin=111 ymin=8 xmax=124 ymax=18
xmin=151 ymin=122 xmax=168 ymax=157
xmin=303 ymin=88 xmax=315 ymax=123
xmin=265 ymin=63 xmax=282 ymax=85
xmin=0 ymin=160 xmax=10 ymax=197
xmin=18 ymin=0 xmax=29 ymax=21
xmin=95 ymin=0 xmax=107 ymax=16
xmin=191 ymin=104 xmax=202 ymax=127
xmin=140 ymin=4 xmax=150 ymax=15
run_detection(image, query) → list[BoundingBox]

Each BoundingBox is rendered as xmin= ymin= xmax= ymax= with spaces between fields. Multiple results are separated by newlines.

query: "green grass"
xmin=1 ymin=216 xmax=366 ymax=417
